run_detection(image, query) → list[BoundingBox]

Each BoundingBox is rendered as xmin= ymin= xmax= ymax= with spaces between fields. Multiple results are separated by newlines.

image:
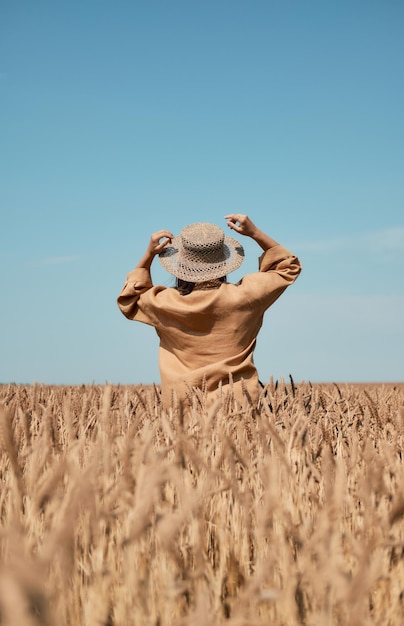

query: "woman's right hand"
xmin=224 ymin=214 xmax=258 ymax=237
xmin=224 ymin=214 xmax=279 ymax=251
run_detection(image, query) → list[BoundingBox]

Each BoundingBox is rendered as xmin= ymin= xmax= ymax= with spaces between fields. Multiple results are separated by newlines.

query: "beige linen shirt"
xmin=117 ymin=245 xmax=301 ymax=408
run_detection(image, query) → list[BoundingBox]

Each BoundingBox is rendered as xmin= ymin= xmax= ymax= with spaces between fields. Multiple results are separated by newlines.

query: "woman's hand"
xmin=224 ymin=214 xmax=258 ymax=237
xmin=224 ymin=214 xmax=279 ymax=251
xmin=136 ymin=229 xmax=174 ymax=270
xmin=146 ymin=230 xmax=174 ymax=256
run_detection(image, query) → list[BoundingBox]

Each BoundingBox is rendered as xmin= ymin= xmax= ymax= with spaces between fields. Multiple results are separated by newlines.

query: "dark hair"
xmin=176 ymin=276 xmax=227 ymax=296
xmin=176 ymin=279 xmax=195 ymax=296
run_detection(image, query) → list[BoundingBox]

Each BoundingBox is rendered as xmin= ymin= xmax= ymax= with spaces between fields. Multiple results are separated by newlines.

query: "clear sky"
xmin=1 ymin=0 xmax=403 ymax=385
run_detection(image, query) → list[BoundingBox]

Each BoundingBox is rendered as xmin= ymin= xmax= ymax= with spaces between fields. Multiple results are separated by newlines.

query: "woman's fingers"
xmin=152 ymin=230 xmax=173 ymax=244
xmin=154 ymin=229 xmax=174 ymax=240
xmin=149 ymin=230 xmax=174 ymax=255
xmin=225 ymin=213 xmax=244 ymax=222
xmin=225 ymin=214 xmax=239 ymax=229
xmin=224 ymin=214 xmax=247 ymax=233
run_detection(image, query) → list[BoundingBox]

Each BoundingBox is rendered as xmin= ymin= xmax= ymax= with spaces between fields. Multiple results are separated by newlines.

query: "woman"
xmin=117 ymin=214 xmax=301 ymax=409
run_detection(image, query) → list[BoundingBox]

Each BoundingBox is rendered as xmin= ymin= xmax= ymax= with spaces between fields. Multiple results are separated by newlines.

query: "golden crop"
xmin=1 ymin=381 xmax=404 ymax=625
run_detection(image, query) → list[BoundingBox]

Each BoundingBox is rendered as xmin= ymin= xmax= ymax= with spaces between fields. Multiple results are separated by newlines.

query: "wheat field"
xmin=0 ymin=381 xmax=404 ymax=626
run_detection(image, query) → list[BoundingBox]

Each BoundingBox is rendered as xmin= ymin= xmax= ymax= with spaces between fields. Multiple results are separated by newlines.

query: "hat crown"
xmin=181 ymin=223 xmax=224 ymax=256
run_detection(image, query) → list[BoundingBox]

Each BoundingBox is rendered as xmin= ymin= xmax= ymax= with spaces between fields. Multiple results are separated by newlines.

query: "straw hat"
xmin=159 ymin=222 xmax=245 ymax=283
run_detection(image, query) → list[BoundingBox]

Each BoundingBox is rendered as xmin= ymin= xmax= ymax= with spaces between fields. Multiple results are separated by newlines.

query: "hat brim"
xmin=159 ymin=234 xmax=244 ymax=283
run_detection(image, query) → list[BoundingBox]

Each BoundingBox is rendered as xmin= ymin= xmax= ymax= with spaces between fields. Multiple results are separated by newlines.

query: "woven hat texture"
xmin=159 ymin=222 xmax=244 ymax=283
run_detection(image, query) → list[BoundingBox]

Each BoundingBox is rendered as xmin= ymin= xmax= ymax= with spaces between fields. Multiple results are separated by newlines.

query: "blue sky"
xmin=1 ymin=0 xmax=403 ymax=385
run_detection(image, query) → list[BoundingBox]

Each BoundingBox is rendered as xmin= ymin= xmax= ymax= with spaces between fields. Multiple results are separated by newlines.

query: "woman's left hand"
xmin=146 ymin=230 xmax=174 ymax=257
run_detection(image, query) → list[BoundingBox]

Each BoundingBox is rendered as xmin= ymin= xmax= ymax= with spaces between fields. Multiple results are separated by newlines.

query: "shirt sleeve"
xmin=258 ymin=245 xmax=302 ymax=283
xmin=238 ymin=244 xmax=302 ymax=313
xmin=117 ymin=267 xmax=155 ymax=323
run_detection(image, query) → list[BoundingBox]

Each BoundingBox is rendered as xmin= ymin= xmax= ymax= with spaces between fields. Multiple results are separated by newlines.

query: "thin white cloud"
xmin=294 ymin=226 xmax=404 ymax=253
